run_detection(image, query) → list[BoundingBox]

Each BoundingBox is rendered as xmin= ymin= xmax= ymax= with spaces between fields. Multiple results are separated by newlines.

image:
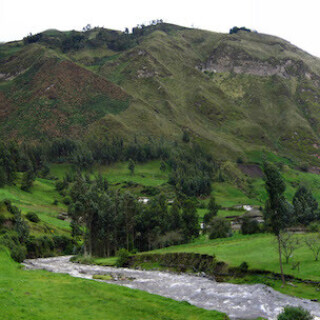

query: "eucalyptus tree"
xmin=263 ymin=162 xmax=292 ymax=285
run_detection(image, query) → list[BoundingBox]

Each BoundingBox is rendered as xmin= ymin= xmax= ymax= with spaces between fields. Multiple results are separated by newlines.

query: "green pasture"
xmin=0 ymin=247 xmax=227 ymax=320
xmin=0 ymin=177 xmax=70 ymax=235
xmin=150 ymin=233 xmax=320 ymax=281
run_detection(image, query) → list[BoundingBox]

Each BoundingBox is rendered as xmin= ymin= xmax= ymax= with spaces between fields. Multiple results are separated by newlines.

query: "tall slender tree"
xmin=203 ymin=195 xmax=220 ymax=232
xmin=263 ymin=162 xmax=291 ymax=285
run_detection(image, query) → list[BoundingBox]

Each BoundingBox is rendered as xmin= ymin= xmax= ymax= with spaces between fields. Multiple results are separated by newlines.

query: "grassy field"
xmin=150 ymin=233 xmax=320 ymax=282
xmin=97 ymin=160 xmax=169 ymax=187
xmin=0 ymin=247 xmax=228 ymax=320
xmin=0 ymin=176 xmax=70 ymax=235
xmin=226 ymin=273 xmax=320 ymax=301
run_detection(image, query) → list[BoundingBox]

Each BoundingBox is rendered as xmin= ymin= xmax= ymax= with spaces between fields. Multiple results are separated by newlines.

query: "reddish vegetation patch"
xmin=238 ymin=164 xmax=263 ymax=178
xmin=30 ymin=59 xmax=128 ymax=105
xmin=0 ymin=91 xmax=14 ymax=120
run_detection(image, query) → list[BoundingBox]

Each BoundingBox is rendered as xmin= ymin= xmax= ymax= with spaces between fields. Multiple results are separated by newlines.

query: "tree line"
xmin=68 ymin=173 xmax=200 ymax=256
xmin=0 ymin=137 xmax=216 ymax=197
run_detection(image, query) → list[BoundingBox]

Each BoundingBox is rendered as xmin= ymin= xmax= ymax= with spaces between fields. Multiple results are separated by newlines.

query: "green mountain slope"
xmin=1 ymin=23 xmax=320 ymax=163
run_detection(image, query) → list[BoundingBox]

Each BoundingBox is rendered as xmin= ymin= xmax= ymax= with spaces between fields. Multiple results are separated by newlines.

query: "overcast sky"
xmin=1 ymin=0 xmax=319 ymax=57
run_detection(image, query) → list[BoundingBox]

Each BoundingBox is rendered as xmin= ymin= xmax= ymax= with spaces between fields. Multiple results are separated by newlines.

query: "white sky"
xmin=1 ymin=0 xmax=320 ymax=57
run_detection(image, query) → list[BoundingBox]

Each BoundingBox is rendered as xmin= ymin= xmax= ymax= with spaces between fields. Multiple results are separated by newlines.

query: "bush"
xmin=308 ymin=222 xmax=320 ymax=233
xmin=241 ymin=216 xmax=260 ymax=235
xmin=0 ymin=214 xmax=5 ymax=227
xmin=236 ymin=157 xmax=244 ymax=164
xmin=182 ymin=131 xmax=190 ymax=143
xmin=229 ymin=26 xmax=252 ymax=34
xmin=141 ymin=186 xmax=159 ymax=196
xmin=198 ymin=201 xmax=206 ymax=209
xmin=70 ymin=255 xmax=94 ymax=264
xmin=10 ymin=244 xmax=27 ymax=262
xmin=277 ymin=306 xmax=313 ymax=320
xmin=239 ymin=261 xmax=249 ymax=273
xmin=62 ymin=197 xmax=71 ymax=205
xmin=116 ymin=248 xmax=131 ymax=267
xmin=52 ymin=235 xmax=75 ymax=254
xmin=26 ymin=212 xmax=40 ymax=223
xmin=208 ymin=217 xmax=232 ymax=239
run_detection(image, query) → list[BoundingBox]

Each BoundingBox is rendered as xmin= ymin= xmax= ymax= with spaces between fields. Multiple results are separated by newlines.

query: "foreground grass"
xmin=150 ymin=233 xmax=320 ymax=281
xmin=0 ymin=247 xmax=228 ymax=320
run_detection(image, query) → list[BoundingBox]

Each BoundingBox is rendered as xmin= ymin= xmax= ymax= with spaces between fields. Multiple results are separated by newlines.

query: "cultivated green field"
xmin=0 ymin=247 xmax=228 ymax=320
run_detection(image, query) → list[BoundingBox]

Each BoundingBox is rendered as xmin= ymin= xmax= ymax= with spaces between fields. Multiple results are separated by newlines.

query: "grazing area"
xmin=0 ymin=177 xmax=70 ymax=235
xmin=0 ymin=247 xmax=228 ymax=320
xmin=150 ymin=233 xmax=320 ymax=281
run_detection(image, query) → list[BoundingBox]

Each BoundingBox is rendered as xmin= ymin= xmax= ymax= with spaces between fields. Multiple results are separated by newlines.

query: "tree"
xmin=115 ymin=248 xmax=130 ymax=267
xmin=279 ymin=232 xmax=301 ymax=264
xmin=0 ymin=166 xmax=6 ymax=188
xmin=21 ymin=169 xmax=35 ymax=192
xmin=208 ymin=217 xmax=231 ymax=239
xmin=241 ymin=215 xmax=260 ymax=235
xmin=263 ymin=162 xmax=291 ymax=285
xmin=203 ymin=195 xmax=220 ymax=231
xmin=128 ymin=158 xmax=135 ymax=175
xmin=182 ymin=131 xmax=190 ymax=143
xmin=181 ymin=200 xmax=200 ymax=241
xmin=14 ymin=210 xmax=29 ymax=243
xmin=293 ymin=186 xmax=319 ymax=225
xmin=168 ymin=200 xmax=181 ymax=230
xmin=122 ymin=192 xmax=138 ymax=251
xmin=305 ymin=234 xmax=320 ymax=261
xmin=160 ymin=160 xmax=166 ymax=173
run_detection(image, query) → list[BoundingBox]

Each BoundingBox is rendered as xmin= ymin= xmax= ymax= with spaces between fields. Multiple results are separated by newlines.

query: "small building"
xmin=138 ymin=197 xmax=150 ymax=204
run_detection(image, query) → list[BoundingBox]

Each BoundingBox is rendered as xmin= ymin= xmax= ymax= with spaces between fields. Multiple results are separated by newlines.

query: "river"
xmin=23 ymin=256 xmax=320 ymax=320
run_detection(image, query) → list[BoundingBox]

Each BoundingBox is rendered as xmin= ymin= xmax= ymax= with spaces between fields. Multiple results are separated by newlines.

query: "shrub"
xmin=277 ymin=306 xmax=313 ymax=320
xmin=10 ymin=244 xmax=27 ymax=262
xmin=229 ymin=26 xmax=252 ymax=34
xmin=198 ymin=202 xmax=206 ymax=209
xmin=52 ymin=235 xmax=75 ymax=254
xmin=70 ymin=255 xmax=94 ymax=264
xmin=55 ymin=180 xmax=68 ymax=192
xmin=241 ymin=216 xmax=260 ymax=234
xmin=141 ymin=186 xmax=159 ymax=196
xmin=182 ymin=131 xmax=190 ymax=143
xmin=239 ymin=261 xmax=249 ymax=273
xmin=116 ymin=248 xmax=130 ymax=267
xmin=236 ymin=157 xmax=244 ymax=164
xmin=308 ymin=222 xmax=320 ymax=232
xmin=26 ymin=212 xmax=40 ymax=223
xmin=52 ymin=199 xmax=58 ymax=205
xmin=62 ymin=197 xmax=71 ymax=205
xmin=0 ymin=214 xmax=5 ymax=227
xmin=208 ymin=217 xmax=232 ymax=239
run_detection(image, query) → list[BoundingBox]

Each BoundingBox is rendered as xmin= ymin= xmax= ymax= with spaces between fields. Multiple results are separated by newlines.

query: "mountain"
xmin=1 ymin=23 xmax=320 ymax=164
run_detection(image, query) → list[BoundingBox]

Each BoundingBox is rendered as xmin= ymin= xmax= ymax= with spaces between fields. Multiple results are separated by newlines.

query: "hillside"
xmin=1 ymin=23 xmax=320 ymax=164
